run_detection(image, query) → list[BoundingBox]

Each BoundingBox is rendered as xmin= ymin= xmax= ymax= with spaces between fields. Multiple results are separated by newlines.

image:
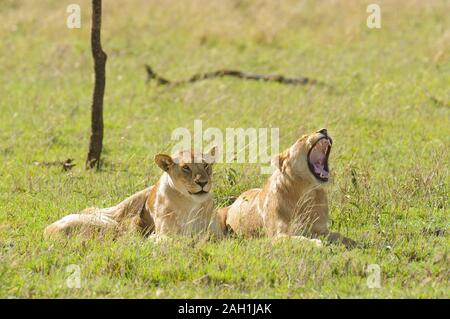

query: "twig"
xmin=145 ymin=64 xmax=323 ymax=86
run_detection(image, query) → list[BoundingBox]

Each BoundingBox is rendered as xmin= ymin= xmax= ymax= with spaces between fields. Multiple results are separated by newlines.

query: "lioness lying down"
xmin=218 ymin=129 xmax=357 ymax=248
xmin=44 ymin=147 xmax=223 ymax=239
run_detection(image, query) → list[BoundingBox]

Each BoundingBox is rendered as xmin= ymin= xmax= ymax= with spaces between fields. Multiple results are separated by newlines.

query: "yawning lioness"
xmin=218 ymin=129 xmax=357 ymax=248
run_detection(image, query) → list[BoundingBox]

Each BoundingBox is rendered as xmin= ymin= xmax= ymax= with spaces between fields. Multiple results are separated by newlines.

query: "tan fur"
xmin=220 ymin=130 xmax=357 ymax=248
xmin=44 ymin=148 xmax=223 ymax=239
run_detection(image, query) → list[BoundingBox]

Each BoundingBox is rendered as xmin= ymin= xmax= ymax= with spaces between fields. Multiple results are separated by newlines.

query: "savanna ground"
xmin=0 ymin=0 xmax=449 ymax=298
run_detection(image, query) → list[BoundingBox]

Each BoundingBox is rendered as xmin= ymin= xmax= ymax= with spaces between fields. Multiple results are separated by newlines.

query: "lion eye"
xmin=182 ymin=165 xmax=191 ymax=172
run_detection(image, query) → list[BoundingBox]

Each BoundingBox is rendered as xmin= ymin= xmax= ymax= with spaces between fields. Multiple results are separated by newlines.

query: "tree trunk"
xmin=86 ymin=0 xmax=107 ymax=169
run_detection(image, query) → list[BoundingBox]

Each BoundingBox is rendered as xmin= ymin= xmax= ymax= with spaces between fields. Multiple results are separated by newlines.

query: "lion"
xmin=44 ymin=147 xmax=223 ymax=239
xmin=218 ymin=129 xmax=357 ymax=248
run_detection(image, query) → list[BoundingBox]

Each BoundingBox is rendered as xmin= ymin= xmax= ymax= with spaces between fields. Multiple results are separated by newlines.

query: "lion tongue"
xmin=313 ymin=162 xmax=329 ymax=178
xmin=311 ymin=139 xmax=329 ymax=178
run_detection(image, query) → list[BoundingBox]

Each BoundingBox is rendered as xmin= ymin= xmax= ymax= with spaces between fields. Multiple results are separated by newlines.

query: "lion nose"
xmin=318 ymin=128 xmax=328 ymax=135
xmin=196 ymin=181 xmax=207 ymax=188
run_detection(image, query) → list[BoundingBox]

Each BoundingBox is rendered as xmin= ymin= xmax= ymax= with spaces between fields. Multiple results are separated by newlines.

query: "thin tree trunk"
xmin=86 ymin=0 xmax=107 ymax=169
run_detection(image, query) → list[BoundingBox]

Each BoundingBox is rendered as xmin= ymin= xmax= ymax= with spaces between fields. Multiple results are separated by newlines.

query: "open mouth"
xmin=189 ymin=190 xmax=208 ymax=195
xmin=307 ymin=137 xmax=332 ymax=182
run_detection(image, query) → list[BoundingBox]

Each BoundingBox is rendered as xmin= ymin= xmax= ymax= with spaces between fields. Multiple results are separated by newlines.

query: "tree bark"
xmin=86 ymin=0 xmax=107 ymax=169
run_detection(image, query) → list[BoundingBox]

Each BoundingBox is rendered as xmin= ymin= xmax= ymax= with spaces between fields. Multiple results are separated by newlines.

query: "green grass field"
xmin=0 ymin=0 xmax=449 ymax=298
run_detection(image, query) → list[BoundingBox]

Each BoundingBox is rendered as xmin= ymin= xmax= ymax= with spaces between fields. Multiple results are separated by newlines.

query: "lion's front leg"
xmin=148 ymin=233 xmax=171 ymax=243
xmin=267 ymin=215 xmax=323 ymax=247
xmin=309 ymin=211 xmax=357 ymax=248
xmin=326 ymin=231 xmax=357 ymax=248
xmin=146 ymin=214 xmax=178 ymax=243
xmin=153 ymin=211 xmax=180 ymax=236
xmin=312 ymin=227 xmax=357 ymax=249
xmin=304 ymin=189 xmax=357 ymax=248
xmin=273 ymin=233 xmax=323 ymax=247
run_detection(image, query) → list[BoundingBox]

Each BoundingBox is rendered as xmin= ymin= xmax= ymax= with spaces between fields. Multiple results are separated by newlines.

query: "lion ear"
xmin=271 ymin=149 xmax=289 ymax=172
xmin=154 ymin=154 xmax=174 ymax=172
xmin=204 ymin=145 xmax=218 ymax=164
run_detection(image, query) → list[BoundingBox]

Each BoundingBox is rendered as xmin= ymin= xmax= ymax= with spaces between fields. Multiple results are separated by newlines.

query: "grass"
xmin=0 ymin=0 xmax=449 ymax=298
